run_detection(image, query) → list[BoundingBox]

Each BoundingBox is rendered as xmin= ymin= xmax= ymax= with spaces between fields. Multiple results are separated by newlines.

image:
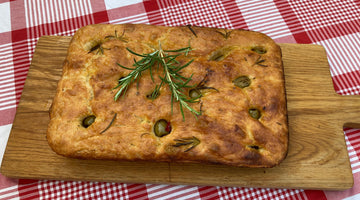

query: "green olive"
xmin=154 ymin=119 xmax=171 ymax=137
xmin=189 ymin=89 xmax=201 ymax=99
xmin=251 ymin=46 xmax=267 ymax=54
xmin=209 ymin=52 xmax=225 ymax=61
xmin=82 ymin=115 xmax=96 ymax=128
xmin=249 ymin=109 xmax=261 ymax=119
xmin=233 ymin=76 xmax=251 ymax=88
xmin=208 ymin=46 xmax=235 ymax=61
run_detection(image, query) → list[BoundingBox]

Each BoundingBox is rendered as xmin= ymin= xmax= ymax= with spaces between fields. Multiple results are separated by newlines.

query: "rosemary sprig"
xmin=114 ymin=50 xmax=158 ymax=100
xmin=173 ymin=136 xmax=200 ymax=152
xmin=104 ymin=29 xmax=128 ymax=43
xmin=114 ymin=41 xmax=201 ymax=120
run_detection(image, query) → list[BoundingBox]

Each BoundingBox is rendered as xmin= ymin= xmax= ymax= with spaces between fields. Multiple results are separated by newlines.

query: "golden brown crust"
xmin=47 ymin=24 xmax=288 ymax=167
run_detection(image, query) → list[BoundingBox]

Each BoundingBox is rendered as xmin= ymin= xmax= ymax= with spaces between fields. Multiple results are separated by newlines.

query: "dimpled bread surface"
xmin=47 ymin=24 xmax=288 ymax=167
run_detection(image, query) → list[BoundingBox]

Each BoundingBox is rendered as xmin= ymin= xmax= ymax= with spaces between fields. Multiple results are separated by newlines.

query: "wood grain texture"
xmin=1 ymin=36 xmax=355 ymax=190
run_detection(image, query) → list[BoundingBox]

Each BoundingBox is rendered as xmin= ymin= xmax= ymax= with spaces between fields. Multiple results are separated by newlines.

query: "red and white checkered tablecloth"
xmin=0 ymin=0 xmax=359 ymax=199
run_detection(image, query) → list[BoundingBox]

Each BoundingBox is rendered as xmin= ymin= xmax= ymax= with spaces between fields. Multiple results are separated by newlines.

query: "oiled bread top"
xmin=47 ymin=24 xmax=288 ymax=167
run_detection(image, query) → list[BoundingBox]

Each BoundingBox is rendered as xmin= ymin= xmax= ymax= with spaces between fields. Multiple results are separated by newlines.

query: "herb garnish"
xmin=173 ymin=136 xmax=200 ymax=152
xmin=216 ymin=30 xmax=232 ymax=39
xmin=189 ymin=73 xmax=218 ymax=99
xmin=146 ymin=81 xmax=163 ymax=100
xmin=253 ymin=56 xmax=267 ymax=67
xmin=88 ymin=30 xmax=127 ymax=55
xmin=114 ymin=41 xmax=201 ymax=120
xmin=195 ymin=73 xmax=218 ymax=92
xmin=104 ymin=30 xmax=128 ymax=43
xmin=88 ymin=43 xmax=109 ymax=55
xmin=186 ymin=25 xmax=198 ymax=37
xmin=100 ymin=113 xmax=117 ymax=134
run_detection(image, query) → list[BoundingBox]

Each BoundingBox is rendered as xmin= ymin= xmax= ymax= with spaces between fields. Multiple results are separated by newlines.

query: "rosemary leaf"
xmin=216 ymin=30 xmax=232 ymax=39
xmin=253 ymin=56 xmax=268 ymax=67
xmin=186 ymin=25 xmax=197 ymax=38
xmin=173 ymin=59 xmax=194 ymax=73
xmin=126 ymin=47 xmax=150 ymax=57
xmin=100 ymin=113 xmax=117 ymax=134
xmin=117 ymin=63 xmax=136 ymax=70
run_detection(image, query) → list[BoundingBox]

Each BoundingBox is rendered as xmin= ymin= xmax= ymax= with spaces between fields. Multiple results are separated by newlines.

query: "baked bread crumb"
xmin=47 ymin=24 xmax=288 ymax=168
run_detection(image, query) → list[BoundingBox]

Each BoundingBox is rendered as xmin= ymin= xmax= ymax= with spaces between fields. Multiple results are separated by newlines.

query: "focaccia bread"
xmin=47 ymin=24 xmax=288 ymax=168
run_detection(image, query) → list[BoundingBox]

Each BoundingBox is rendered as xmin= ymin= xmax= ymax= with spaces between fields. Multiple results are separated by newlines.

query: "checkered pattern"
xmin=288 ymin=1 xmax=359 ymax=32
xmin=159 ymin=0 xmax=233 ymax=28
xmin=38 ymin=181 xmax=129 ymax=199
xmin=146 ymin=184 xmax=201 ymax=199
xmin=236 ymin=0 xmax=294 ymax=41
xmin=216 ymin=187 xmax=307 ymax=200
xmin=0 ymin=0 xmax=360 ymax=199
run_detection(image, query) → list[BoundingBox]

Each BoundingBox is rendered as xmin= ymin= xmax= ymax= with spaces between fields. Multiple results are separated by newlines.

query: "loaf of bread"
xmin=47 ymin=24 xmax=288 ymax=167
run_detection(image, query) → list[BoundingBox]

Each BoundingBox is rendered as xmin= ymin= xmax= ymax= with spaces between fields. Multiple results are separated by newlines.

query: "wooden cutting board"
xmin=1 ymin=36 xmax=355 ymax=190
